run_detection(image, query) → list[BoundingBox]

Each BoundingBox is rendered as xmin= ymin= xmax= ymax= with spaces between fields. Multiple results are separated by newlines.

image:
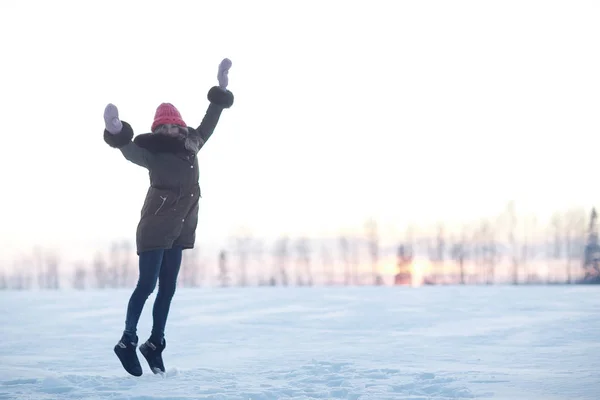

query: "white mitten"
xmin=104 ymin=103 xmax=123 ymax=135
xmin=217 ymin=58 xmax=232 ymax=90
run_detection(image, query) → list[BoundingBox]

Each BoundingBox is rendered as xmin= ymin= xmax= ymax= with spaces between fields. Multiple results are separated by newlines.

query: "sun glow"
xmin=410 ymin=259 xmax=431 ymax=287
xmin=379 ymin=261 xmax=398 ymax=275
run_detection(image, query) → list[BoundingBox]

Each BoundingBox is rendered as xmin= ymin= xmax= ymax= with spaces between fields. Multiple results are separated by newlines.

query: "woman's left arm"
xmin=194 ymin=58 xmax=234 ymax=149
xmin=196 ymin=86 xmax=234 ymax=145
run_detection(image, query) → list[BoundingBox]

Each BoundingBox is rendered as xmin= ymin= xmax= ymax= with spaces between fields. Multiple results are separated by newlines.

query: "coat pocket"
xmin=154 ymin=195 xmax=169 ymax=215
xmin=141 ymin=188 xmax=178 ymax=218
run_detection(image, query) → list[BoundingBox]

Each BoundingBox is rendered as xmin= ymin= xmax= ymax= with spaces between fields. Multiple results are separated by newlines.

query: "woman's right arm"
xmin=104 ymin=121 xmax=154 ymax=169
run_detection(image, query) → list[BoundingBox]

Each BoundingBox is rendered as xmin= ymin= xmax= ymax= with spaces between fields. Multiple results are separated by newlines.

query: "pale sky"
xmin=1 ymin=0 xmax=599 ymax=264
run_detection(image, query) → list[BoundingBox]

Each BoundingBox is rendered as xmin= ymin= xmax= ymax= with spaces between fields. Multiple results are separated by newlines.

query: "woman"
xmin=103 ymin=58 xmax=234 ymax=376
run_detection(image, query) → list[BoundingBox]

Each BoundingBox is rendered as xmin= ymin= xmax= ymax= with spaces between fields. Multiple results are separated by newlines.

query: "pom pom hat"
xmin=151 ymin=103 xmax=186 ymax=132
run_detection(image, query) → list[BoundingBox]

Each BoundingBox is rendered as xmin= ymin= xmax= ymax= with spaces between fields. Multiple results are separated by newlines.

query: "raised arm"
xmin=191 ymin=59 xmax=235 ymax=151
xmin=103 ymin=104 xmax=154 ymax=169
xmin=196 ymin=87 xmax=234 ymax=144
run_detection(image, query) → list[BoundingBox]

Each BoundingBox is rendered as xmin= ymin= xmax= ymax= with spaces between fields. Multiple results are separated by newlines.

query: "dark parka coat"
xmin=104 ymin=86 xmax=234 ymax=255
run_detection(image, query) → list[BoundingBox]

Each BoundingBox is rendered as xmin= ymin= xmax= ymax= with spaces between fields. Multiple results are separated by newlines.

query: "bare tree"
xmin=218 ymin=250 xmax=229 ymax=287
xmin=73 ymin=262 xmax=87 ymax=290
xmin=394 ymin=244 xmax=413 ymax=285
xmin=451 ymin=229 xmax=467 ymax=284
xmin=505 ymin=201 xmax=520 ymax=285
xmin=550 ymin=213 xmax=562 ymax=260
xmin=11 ymin=258 xmax=34 ymax=290
xmin=27 ymin=247 xmax=60 ymax=290
xmin=11 ymin=263 xmax=26 ymax=290
xmin=107 ymin=242 xmax=120 ymax=288
xmin=436 ymin=224 xmax=445 ymax=262
xmin=424 ymin=224 xmax=445 ymax=284
xmin=471 ymin=226 xmax=482 ymax=283
xmin=427 ymin=237 xmax=436 ymax=263
xmin=0 ymin=272 xmax=7 ymax=290
xmin=199 ymin=248 xmax=210 ymax=286
xmin=402 ymin=225 xmax=417 ymax=284
xmin=565 ymin=208 xmax=587 ymax=283
xmin=582 ymin=208 xmax=600 ymax=282
xmin=45 ymin=251 xmax=60 ymax=290
xmin=470 ymin=220 xmax=496 ymax=284
xmin=120 ymin=241 xmax=135 ymax=287
xmin=564 ymin=213 xmax=574 ymax=283
xmin=365 ymin=219 xmax=382 ymax=285
xmin=435 ymin=223 xmax=446 ymax=282
xmin=350 ymin=237 xmax=360 ymax=285
xmin=479 ymin=220 xmax=497 ymax=285
xmin=273 ymin=236 xmax=289 ymax=286
xmin=32 ymin=246 xmax=45 ymax=290
xmin=339 ymin=236 xmax=351 ymax=285
xmin=295 ymin=237 xmax=313 ymax=286
xmin=23 ymin=257 xmax=34 ymax=290
xmin=232 ymin=231 xmax=253 ymax=287
xmin=253 ymin=239 xmax=269 ymax=286
xmin=93 ymin=252 xmax=108 ymax=289
xmin=180 ymin=248 xmax=201 ymax=287
xmin=321 ymin=244 xmax=334 ymax=285
xmin=546 ymin=212 xmax=563 ymax=283
xmin=522 ymin=215 xmax=542 ymax=284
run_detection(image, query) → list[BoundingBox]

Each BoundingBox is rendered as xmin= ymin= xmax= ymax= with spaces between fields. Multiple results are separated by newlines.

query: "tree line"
xmin=1 ymin=203 xmax=599 ymax=290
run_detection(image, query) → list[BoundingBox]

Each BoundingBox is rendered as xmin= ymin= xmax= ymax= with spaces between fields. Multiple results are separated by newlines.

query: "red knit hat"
xmin=151 ymin=103 xmax=186 ymax=132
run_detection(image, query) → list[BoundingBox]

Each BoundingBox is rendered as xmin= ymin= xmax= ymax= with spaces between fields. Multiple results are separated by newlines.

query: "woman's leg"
xmin=150 ymin=245 xmax=183 ymax=344
xmin=123 ymin=248 xmax=164 ymax=340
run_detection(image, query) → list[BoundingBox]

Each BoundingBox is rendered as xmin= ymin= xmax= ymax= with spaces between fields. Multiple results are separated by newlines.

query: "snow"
xmin=1 ymin=285 xmax=599 ymax=399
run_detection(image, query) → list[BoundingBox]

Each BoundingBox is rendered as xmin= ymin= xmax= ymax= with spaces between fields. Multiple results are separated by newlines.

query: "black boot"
xmin=114 ymin=333 xmax=143 ymax=377
xmin=139 ymin=338 xmax=166 ymax=374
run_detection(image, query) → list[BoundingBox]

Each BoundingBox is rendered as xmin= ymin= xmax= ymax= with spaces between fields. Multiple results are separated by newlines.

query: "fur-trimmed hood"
xmin=133 ymin=128 xmax=204 ymax=154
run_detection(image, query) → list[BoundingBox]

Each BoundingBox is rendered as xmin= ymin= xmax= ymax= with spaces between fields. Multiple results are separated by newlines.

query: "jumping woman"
xmin=102 ymin=58 xmax=234 ymax=376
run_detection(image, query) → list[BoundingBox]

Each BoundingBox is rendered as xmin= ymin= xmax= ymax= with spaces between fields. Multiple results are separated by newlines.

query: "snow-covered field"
xmin=1 ymin=285 xmax=598 ymax=400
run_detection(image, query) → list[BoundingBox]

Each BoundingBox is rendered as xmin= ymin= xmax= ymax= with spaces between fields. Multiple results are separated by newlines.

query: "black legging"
xmin=123 ymin=246 xmax=183 ymax=343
